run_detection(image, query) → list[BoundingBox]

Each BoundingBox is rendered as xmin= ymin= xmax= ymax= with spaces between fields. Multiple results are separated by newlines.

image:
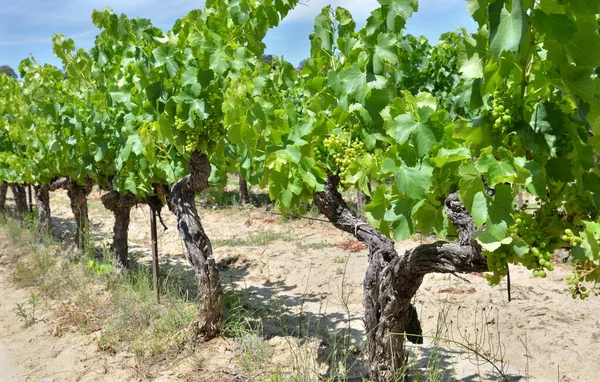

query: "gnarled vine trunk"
xmin=313 ymin=175 xmax=487 ymax=381
xmin=238 ymin=174 xmax=249 ymax=205
xmin=34 ymin=185 xmax=51 ymax=242
xmin=11 ymin=184 xmax=28 ymax=218
xmin=49 ymin=177 xmax=93 ymax=250
xmin=101 ymin=190 xmax=138 ymax=268
xmin=67 ymin=181 xmax=93 ymax=250
xmin=166 ymin=152 xmax=223 ymax=341
xmin=0 ymin=184 xmax=7 ymax=212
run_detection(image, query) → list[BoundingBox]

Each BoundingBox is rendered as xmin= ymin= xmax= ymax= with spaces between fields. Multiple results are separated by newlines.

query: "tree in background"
xmin=0 ymin=65 xmax=17 ymax=79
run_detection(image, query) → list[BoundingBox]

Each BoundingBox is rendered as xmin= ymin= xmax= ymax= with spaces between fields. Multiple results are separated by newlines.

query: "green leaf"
xmin=309 ymin=6 xmax=334 ymax=55
xmin=474 ymin=230 xmax=502 ymax=251
xmin=152 ymin=45 xmax=179 ymax=78
xmin=471 ymin=191 xmax=488 ymax=226
xmin=385 ymin=108 xmax=440 ymax=157
xmin=340 ymin=64 xmax=368 ymax=103
xmin=485 ymin=184 xmax=513 ymax=239
xmin=158 ymin=115 xmax=175 ymax=144
xmin=512 ymin=236 xmax=530 ymax=257
xmin=365 ymin=185 xmax=391 ymax=237
xmin=488 ymin=0 xmax=526 ymax=58
xmin=373 ymin=33 xmax=398 ymax=75
xmin=523 ymin=161 xmax=546 ymax=197
xmin=393 ymin=162 xmax=433 ymax=200
xmin=458 ymin=161 xmax=486 ymax=212
xmin=458 ymin=34 xmax=487 ymax=78
xmin=476 ymin=147 xmax=528 ymax=185
xmin=387 ymin=198 xmax=414 ymax=241
xmin=549 ymin=65 xmax=595 ymax=103
xmin=124 ymin=174 xmax=137 ymax=194
xmin=432 ymin=147 xmax=472 ymax=167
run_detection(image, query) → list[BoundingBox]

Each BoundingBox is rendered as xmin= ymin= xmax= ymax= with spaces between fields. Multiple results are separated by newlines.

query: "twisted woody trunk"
xmin=34 ymin=185 xmax=51 ymax=242
xmin=313 ymin=175 xmax=488 ymax=381
xmin=101 ymin=191 xmax=138 ymax=267
xmin=0 ymin=184 xmax=7 ymax=212
xmin=166 ymin=151 xmax=223 ymax=341
xmin=48 ymin=177 xmax=93 ymax=250
xmin=238 ymin=174 xmax=250 ymax=205
xmin=10 ymin=184 xmax=28 ymax=219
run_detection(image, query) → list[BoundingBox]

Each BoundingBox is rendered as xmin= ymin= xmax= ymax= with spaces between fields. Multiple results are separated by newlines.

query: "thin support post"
xmin=28 ymin=185 xmax=33 ymax=213
xmin=506 ymin=264 xmax=512 ymax=302
xmin=150 ymin=206 xmax=160 ymax=301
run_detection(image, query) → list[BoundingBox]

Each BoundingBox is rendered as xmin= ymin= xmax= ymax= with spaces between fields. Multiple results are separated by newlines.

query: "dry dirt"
xmin=2 ymin=187 xmax=600 ymax=381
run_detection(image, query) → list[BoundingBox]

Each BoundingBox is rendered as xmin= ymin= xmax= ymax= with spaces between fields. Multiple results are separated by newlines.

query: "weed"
xmin=87 ymin=259 xmax=113 ymax=276
xmin=214 ymin=230 xmax=293 ymax=247
xmin=15 ymin=293 xmax=40 ymax=327
xmin=333 ymin=256 xmax=346 ymax=264
xmin=307 ymin=242 xmax=326 ymax=250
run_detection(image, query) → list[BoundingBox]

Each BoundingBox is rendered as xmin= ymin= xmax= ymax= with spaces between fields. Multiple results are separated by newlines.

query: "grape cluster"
xmin=185 ymin=134 xmax=198 ymax=153
xmin=512 ymin=211 xmax=555 ymax=275
xmin=483 ymin=251 xmax=510 ymax=285
xmin=174 ymin=116 xmax=187 ymax=131
xmin=176 ymin=115 xmax=224 ymax=153
xmin=484 ymin=210 xmax=556 ymax=286
xmin=200 ymin=117 xmax=222 ymax=142
xmin=565 ymin=271 xmax=591 ymax=300
xmin=561 ymin=228 xmax=582 ymax=247
xmin=322 ymin=134 xmax=364 ymax=184
xmin=489 ymin=90 xmax=522 ymax=133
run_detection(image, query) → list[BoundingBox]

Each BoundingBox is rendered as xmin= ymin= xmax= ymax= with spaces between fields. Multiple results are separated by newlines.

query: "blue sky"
xmin=0 ymin=0 xmax=477 ymax=77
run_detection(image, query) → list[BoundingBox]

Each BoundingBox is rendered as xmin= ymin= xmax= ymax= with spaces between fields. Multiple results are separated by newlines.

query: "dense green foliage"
xmin=1 ymin=0 xmax=599 ymax=300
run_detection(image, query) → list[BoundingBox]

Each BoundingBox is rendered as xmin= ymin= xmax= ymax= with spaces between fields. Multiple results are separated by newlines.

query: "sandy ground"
xmin=0 ymin=244 xmax=135 ymax=381
xmin=2 ymin=187 xmax=600 ymax=381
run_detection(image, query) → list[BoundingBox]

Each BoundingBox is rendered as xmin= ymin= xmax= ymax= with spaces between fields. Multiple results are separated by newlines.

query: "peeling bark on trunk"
xmin=65 ymin=179 xmax=93 ymax=250
xmin=166 ymin=152 xmax=223 ymax=341
xmin=313 ymin=175 xmax=487 ymax=381
xmin=0 ymin=184 xmax=7 ymax=212
xmin=11 ymin=184 xmax=28 ymax=218
xmin=238 ymin=174 xmax=249 ymax=205
xmin=34 ymin=185 xmax=51 ymax=242
xmin=101 ymin=191 xmax=138 ymax=268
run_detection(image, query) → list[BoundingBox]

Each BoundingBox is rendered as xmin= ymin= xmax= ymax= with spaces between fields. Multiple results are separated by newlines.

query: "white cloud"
xmin=282 ymin=0 xmax=379 ymax=23
xmin=281 ymin=0 xmax=468 ymax=24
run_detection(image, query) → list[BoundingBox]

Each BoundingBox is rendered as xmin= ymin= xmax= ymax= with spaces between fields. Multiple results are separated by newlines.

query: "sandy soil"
xmin=0 ymin=243 xmax=135 ymax=381
xmin=2 ymin=187 xmax=600 ymax=381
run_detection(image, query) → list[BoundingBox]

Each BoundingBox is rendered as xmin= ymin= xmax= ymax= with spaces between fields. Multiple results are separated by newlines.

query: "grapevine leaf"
xmin=340 ymin=64 xmax=368 ymax=103
xmin=415 ymin=201 xmax=447 ymax=237
xmin=386 ymin=197 xmax=413 ymax=241
xmin=488 ymin=0 xmax=526 ymax=58
xmin=365 ymin=185 xmax=391 ymax=237
xmin=471 ymin=191 xmax=488 ymax=227
xmin=474 ymin=230 xmax=502 ymax=251
xmin=158 ymin=115 xmax=175 ymax=144
xmin=467 ymin=0 xmax=493 ymax=26
xmin=152 ymin=45 xmax=180 ymax=78
xmin=476 ymin=147 xmax=528 ymax=185
xmin=511 ymin=236 xmax=529 ymax=258
xmin=432 ymin=147 xmax=472 ymax=167
xmin=309 ymin=6 xmax=334 ymax=55
xmin=458 ymin=34 xmax=487 ymax=78
xmin=523 ymin=160 xmax=546 ymax=197
xmin=393 ymin=162 xmax=433 ymax=200
xmin=458 ymin=160 xmax=486 ymax=212
xmin=373 ymin=33 xmax=398 ymax=75
xmin=549 ymin=65 xmax=595 ymax=103
xmin=485 ymin=184 xmax=513 ymax=239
